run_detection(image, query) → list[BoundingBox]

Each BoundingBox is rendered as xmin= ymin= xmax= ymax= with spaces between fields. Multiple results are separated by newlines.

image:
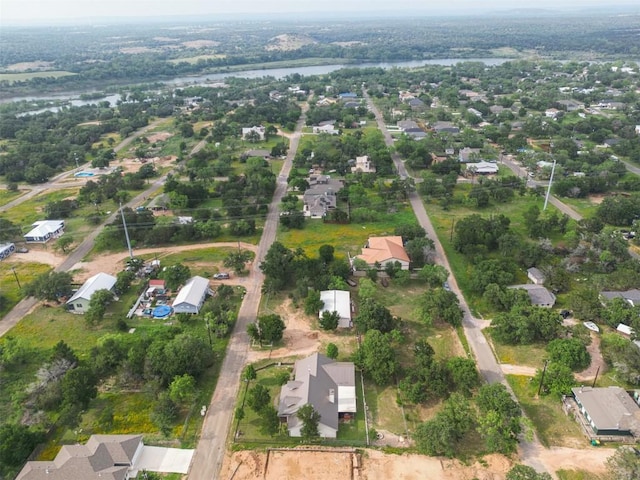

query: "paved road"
xmin=187 ymin=99 xmax=308 ymax=480
xmin=364 ymin=90 xmax=547 ymax=472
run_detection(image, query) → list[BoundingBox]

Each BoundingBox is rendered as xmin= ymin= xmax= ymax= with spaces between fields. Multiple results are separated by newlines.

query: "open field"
xmin=0 ymin=71 xmax=77 ymax=83
xmin=0 ymin=188 xmax=25 ymax=207
xmin=168 ymin=54 xmax=226 ymax=64
xmin=0 ymin=260 xmax=51 ymax=318
xmin=485 ymin=329 xmax=547 ymax=369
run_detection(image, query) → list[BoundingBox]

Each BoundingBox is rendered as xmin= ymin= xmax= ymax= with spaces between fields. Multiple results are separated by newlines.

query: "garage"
xmin=130 ymin=446 xmax=195 ymax=476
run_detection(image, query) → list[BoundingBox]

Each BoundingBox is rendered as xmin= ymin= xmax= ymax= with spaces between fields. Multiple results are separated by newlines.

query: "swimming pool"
xmin=74 ymin=171 xmax=95 ymax=177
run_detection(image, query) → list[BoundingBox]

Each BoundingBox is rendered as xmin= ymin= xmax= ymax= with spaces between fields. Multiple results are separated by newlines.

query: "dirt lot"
xmin=220 ymin=448 xmax=515 ymax=480
xmin=146 ymin=132 xmax=173 ymax=143
xmin=116 ymin=155 xmax=176 ymax=174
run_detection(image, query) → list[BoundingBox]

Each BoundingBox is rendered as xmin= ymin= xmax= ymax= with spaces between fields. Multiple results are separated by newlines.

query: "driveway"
xmin=130 ymin=446 xmax=194 ymax=476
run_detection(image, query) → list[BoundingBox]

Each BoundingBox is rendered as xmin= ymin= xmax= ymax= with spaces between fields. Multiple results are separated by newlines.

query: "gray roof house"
xmin=527 ymin=267 xmax=546 ymax=285
xmin=432 ymin=121 xmax=460 ymax=134
xmin=16 ymin=435 xmax=143 ymax=480
xmin=278 ymin=353 xmax=356 ymax=438
xmin=508 ymin=284 xmax=556 ymax=308
xmin=572 ymin=386 xmax=640 ymax=437
xmin=600 ymin=289 xmax=640 ymax=307
xmin=172 ymin=276 xmax=212 ymax=314
xmin=303 ymin=175 xmax=343 ymax=218
xmin=66 ymin=272 xmax=117 ymax=314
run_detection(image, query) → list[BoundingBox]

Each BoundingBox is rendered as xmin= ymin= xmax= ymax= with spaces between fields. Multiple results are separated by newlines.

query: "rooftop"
xmin=67 ymin=272 xmax=117 ymax=304
xmin=573 ymin=386 xmax=640 ymax=433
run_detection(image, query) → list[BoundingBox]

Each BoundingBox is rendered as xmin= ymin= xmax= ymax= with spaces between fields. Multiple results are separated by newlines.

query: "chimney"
xmin=329 ymin=388 xmax=335 ymax=403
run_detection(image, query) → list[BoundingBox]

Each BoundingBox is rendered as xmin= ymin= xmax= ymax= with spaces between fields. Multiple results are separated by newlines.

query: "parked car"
xmin=16 ymin=247 xmax=29 ymax=253
xmin=213 ymin=273 xmax=230 ymax=280
xmin=443 ymin=281 xmax=451 ymax=291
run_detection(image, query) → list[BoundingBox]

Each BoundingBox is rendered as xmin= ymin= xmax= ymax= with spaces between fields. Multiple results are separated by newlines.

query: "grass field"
xmin=0 ymin=187 xmax=25 ymax=207
xmin=0 ymin=71 xmax=76 ymax=83
xmin=485 ymin=329 xmax=547 ymax=369
xmin=2 ymin=188 xmax=80 ymax=226
xmin=0 ymin=260 xmax=51 ymax=318
xmin=168 ymin=54 xmax=226 ymax=64
xmin=506 ymin=374 xmax=585 ymax=448
xmin=557 ymin=469 xmax=605 ymax=480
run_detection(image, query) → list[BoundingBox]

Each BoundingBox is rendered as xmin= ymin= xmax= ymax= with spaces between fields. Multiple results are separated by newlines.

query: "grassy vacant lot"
xmin=139 ymin=247 xmax=255 ymax=277
xmin=0 ymin=187 xmax=24 ymax=207
xmin=0 ymin=71 xmax=76 ymax=83
xmin=0 ymin=260 xmax=51 ymax=318
xmin=557 ymin=470 xmax=605 ymax=480
xmin=3 ymin=188 xmax=79 ymax=226
xmin=560 ymin=196 xmax=600 ymax=218
xmin=485 ymin=329 xmax=547 ymax=369
xmin=506 ymin=375 xmax=585 ymax=448
xmin=168 ymin=54 xmax=226 ymax=64
xmin=278 ymin=208 xmax=418 ymax=257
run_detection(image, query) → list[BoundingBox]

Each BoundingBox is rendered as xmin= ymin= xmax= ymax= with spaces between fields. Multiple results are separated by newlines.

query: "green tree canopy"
xmin=355 ymin=298 xmax=395 ymax=333
xmin=355 ymin=329 xmax=399 ymax=385
xmin=297 ymin=403 xmax=321 ymax=441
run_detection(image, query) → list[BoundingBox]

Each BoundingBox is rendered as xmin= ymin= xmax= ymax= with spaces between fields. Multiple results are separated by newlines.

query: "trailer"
xmin=0 ymin=243 xmax=16 ymax=261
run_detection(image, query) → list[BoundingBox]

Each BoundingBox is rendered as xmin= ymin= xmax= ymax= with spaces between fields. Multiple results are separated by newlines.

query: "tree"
xmin=152 ymin=392 xmax=178 ymax=437
xmin=246 ymin=384 xmax=270 ymax=414
xmin=297 ymin=403 xmax=320 ymax=441
xmin=476 ymin=383 xmax=522 ymax=454
xmin=50 ymin=340 xmax=78 ymax=365
xmin=357 ymin=278 xmax=377 ymax=300
xmin=25 ymin=271 xmax=73 ymax=302
xmin=242 ymin=364 xmax=257 ymax=382
xmin=0 ymin=424 xmax=43 ymax=467
xmin=260 ymin=242 xmax=295 ymax=292
xmin=546 ymin=338 xmax=590 ymax=371
xmin=85 ymin=289 xmax=113 ymax=325
xmin=304 ymin=289 xmax=324 ymax=315
xmin=258 ymin=405 xmax=281 ymax=436
xmin=319 ymin=310 xmax=340 ymax=331
xmin=534 ymin=362 xmax=575 ymax=396
xmin=607 ymin=446 xmax=640 ymax=480
xmin=326 ymin=343 xmax=339 ymax=359
xmin=114 ymin=270 xmax=135 ymax=295
xmin=355 ymin=329 xmax=399 ymax=385
xmin=146 ymin=333 xmax=214 ymax=384
xmin=61 ymin=366 xmax=97 ymax=409
xmin=223 ymin=250 xmax=253 ymax=275
xmin=405 ymin=237 xmax=434 ymax=269
xmin=355 ymin=298 xmax=395 ymax=333
xmin=506 ymin=465 xmax=552 ymax=480
xmin=418 ymin=264 xmax=449 ymax=288
xmin=55 ymin=236 xmax=73 ymax=253
xmin=248 ymin=314 xmax=286 ymax=346
xmin=420 ymin=288 xmax=463 ymax=327
xmin=446 ymin=357 xmax=479 ymax=395
xmin=160 ymin=263 xmax=191 ymax=290
xmin=169 ymin=374 xmax=197 ymax=406
xmin=318 ymin=244 xmax=335 ymax=264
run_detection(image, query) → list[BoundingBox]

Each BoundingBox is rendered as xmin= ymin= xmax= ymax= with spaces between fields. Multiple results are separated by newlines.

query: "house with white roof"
xmin=172 ymin=276 xmax=212 ymax=314
xmin=355 ymin=236 xmax=410 ymax=270
xmin=24 ymin=220 xmax=65 ymax=243
xmin=278 ymin=353 xmax=356 ymax=438
xmin=320 ymin=290 xmax=352 ymax=328
xmin=465 ymin=161 xmax=498 ymax=175
xmin=351 ymin=155 xmax=376 ymax=174
xmin=241 ymin=125 xmax=266 ymax=141
xmin=66 ymin=272 xmax=117 ymax=314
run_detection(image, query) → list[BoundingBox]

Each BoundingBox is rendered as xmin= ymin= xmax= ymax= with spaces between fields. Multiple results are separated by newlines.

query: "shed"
xmin=0 ymin=243 xmax=15 ymax=261
xmin=527 ymin=267 xmax=546 ymax=285
xmin=320 ymin=290 xmax=352 ymax=328
xmin=172 ymin=276 xmax=211 ymax=314
xmin=66 ymin=272 xmax=117 ymax=314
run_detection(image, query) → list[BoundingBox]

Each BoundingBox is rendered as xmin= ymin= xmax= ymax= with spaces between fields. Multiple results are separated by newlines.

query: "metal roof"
xmin=573 ymin=386 xmax=640 ymax=433
xmin=172 ymin=276 xmax=210 ymax=309
xmin=67 ymin=272 xmax=117 ymax=304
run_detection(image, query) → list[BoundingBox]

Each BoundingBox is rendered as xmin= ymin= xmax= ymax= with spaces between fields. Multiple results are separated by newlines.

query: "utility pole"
xmin=537 ymin=360 xmax=549 ymax=396
xmin=543 ymin=158 xmax=557 ymax=211
xmin=119 ymin=202 xmax=134 ymax=259
xmin=11 ymin=266 xmax=21 ymax=289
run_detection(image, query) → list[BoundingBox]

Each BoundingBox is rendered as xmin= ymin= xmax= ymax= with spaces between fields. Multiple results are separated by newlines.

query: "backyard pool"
xmin=153 ymin=305 xmax=172 ymax=318
xmin=74 ymin=171 xmax=95 ymax=177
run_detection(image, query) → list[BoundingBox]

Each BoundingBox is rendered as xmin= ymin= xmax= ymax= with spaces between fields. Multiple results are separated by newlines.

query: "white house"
xmin=312 ymin=124 xmax=340 ymax=135
xmin=66 ymin=272 xmax=117 ymax=314
xmin=351 ymin=155 xmax=376 ymax=174
xmin=527 ymin=267 xmax=546 ymax=285
xmin=172 ymin=276 xmax=211 ymax=314
xmin=278 ymin=353 xmax=356 ymax=438
xmin=355 ymin=236 xmax=410 ymax=270
xmin=320 ymin=290 xmax=352 ymax=328
xmin=24 ymin=220 xmax=65 ymax=243
xmin=241 ymin=125 xmax=266 ymax=141
xmin=466 ymin=161 xmax=498 ymax=175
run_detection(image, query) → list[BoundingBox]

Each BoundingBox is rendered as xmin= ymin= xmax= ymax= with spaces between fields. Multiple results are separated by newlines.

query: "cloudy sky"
xmin=1 ymin=0 xmax=637 ymax=24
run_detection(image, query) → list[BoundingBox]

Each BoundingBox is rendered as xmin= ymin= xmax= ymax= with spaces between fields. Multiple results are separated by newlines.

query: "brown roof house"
xmin=354 ymin=236 xmax=410 ymax=271
xmin=278 ymin=353 xmax=356 ymax=438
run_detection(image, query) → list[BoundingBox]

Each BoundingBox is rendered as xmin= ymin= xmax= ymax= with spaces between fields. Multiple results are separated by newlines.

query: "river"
xmin=5 ymin=57 xmax=511 ymax=112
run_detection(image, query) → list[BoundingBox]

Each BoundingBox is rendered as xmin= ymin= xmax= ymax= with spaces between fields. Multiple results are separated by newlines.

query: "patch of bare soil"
xmin=265 ymin=34 xmax=317 ymax=51
xmin=576 ymin=333 xmax=606 ymax=382
xmin=146 ymin=132 xmax=173 ymax=143
xmin=5 ymin=61 xmax=54 ymax=71
xmin=117 ymin=155 xmax=176 ymax=174
xmin=538 ymin=446 xmax=614 ymax=475
xmin=219 ymin=449 xmax=514 ymax=480
xmin=588 ymin=194 xmax=606 ymax=204
xmin=8 ymin=248 xmax=65 ymax=268
xmin=120 ymin=47 xmax=158 ymax=54
xmin=331 ymin=41 xmax=367 ymax=47
xmin=182 ymin=40 xmax=220 ymax=48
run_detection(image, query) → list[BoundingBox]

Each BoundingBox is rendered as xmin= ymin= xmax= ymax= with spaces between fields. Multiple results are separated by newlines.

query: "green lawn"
xmin=485 ymin=329 xmax=547 ymax=369
xmin=0 ymin=71 xmax=76 ymax=83
xmin=506 ymin=374 xmax=585 ymax=448
xmin=0 ymin=260 xmax=52 ymax=318
xmin=2 ymin=188 xmax=79 ymax=226
xmin=557 ymin=470 xmax=605 ymax=480
xmin=0 ymin=187 xmax=24 ymax=207
xmin=278 ymin=207 xmax=418 ymax=257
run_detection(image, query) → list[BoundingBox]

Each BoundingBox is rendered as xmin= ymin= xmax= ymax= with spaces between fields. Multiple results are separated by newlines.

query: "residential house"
xmin=398 ymin=120 xmax=427 ymax=140
xmin=458 ymin=147 xmax=481 ymax=163
xmin=398 ymin=91 xmax=416 ymax=102
xmin=572 ymin=386 xmax=640 ymax=437
xmin=600 ymin=289 xmax=640 ymax=307
xmin=338 ymin=92 xmax=358 ymax=101
xmin=465 ymin=161 xmax=498 ymax=175
xmin=557 ymin=99 xmax=584 ymax=112
xmin=24 ymin=220 xmax=65 ymax=243
xmin=508 ymin=284 xmax=556 ymax=308
xmin=303 ymin=175 xmax=343 ymax=218
xmin=66 ymin=272 xmax=117 ymax=314
xmin=148 ymin=193 xmax=170 ymax=211
xmin=527 ymin=267 xmax=546 ymax=285
xmin=313 ymin=124 xmax=340 ymax=135
xmin=432 ymin=121 xmax=460 ymax=134
xmin=17 ymin=435 xmax=144 ymax=480
xmin=320 ymin=290 xmax=352 ymax=328
xmin=408 ymin=98 xmax=425 ymax=110
xmin=351 ymin=155 xmax=376 ymax=174
xmin=0 ymin=243 xmax=15 ymax=261
xmin=545 ymin=108 xmax=561 ymax=119
xmin=467 ymin=107 xmax=483 ymax=118
xmin=343 ymin=101 xmax=360 ymax=109
xmin=172 ymin=276 xmax=212 ymax=314
xmin=241 ymin=125 xmax=266 ymax=141
xmin=355 ymin=236 xmax=410 ymax=271
xmin=278 ymin=353 xmax=356 ymax=438
xmin=242 ymin=149 xmax=272 ymax=160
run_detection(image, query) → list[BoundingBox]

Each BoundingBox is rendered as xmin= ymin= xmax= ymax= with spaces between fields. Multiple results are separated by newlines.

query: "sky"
xmin=1 ymin=0 xmax=638 ymax=24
